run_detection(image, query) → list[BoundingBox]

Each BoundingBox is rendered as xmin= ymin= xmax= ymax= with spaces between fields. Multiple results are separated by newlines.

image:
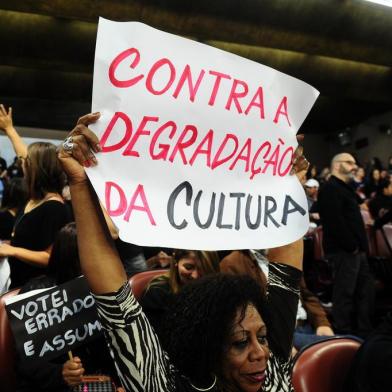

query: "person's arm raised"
xmin=0 ymin=105 xmax=28 ymax=158
xmin=58 ymin=113 xmax=126 ymax=294
xmin=267 ymin=135 xmax=308 ymax=271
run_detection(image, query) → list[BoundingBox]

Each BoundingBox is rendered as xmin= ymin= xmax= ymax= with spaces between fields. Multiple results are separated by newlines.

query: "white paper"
xmin=88 ymin=19 xmax=319 ymax=250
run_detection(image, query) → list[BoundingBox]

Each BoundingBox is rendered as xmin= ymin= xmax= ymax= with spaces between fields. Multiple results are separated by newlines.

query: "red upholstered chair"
xmin=365 ymin=225 xmax=377 ymax=258
xmin=0 ymin=288 xmax=20 ymax=392
xmin=292 ymin=337 xmax=362 ymax=392
xmin=129 ymin=269 xmax=167 ymax=300
xmin=312 ymin=225 xmax=325 ymax=261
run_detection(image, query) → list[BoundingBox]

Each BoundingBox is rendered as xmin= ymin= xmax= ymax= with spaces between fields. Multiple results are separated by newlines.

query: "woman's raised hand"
xmin=0 ymin=104 xmax=13 ymax=133
xmin=291 ymin=134 xmax=309 ymax=182
xmin=57 ymin=112 xmax=102 ymax=185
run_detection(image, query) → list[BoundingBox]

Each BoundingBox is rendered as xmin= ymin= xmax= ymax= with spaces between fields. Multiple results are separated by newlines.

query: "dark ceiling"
xmin=0 ymin=0 xmax=391 ymax=134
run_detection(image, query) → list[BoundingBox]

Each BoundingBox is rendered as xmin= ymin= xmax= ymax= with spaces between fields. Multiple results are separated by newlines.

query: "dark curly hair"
xmin=161 ymin=273 xmax=268 ymax=388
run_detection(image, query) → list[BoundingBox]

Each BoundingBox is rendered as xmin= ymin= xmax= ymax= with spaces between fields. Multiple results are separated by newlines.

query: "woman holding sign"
xmin=58 ymin=112 xmax=308 ymax=392
xmin=0 ymin=105 xmax=71 ymax=288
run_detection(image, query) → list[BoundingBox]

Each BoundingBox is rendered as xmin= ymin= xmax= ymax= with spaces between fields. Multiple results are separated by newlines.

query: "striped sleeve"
xmin=268 ymin=263 xmax=301 ymax=296
xmin=265 ymin=263 xmax=301 ymax=362
xmin=93 ymin=283 xmax=176 ymax=392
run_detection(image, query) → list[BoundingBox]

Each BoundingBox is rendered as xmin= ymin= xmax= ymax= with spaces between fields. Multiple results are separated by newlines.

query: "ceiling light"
xmin=363 ymin=0 xmax=392 ymax=7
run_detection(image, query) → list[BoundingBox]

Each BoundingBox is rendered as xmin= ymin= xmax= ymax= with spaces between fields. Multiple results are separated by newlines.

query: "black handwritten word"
xmin=167 ymin=181 xmax=306 ymax=230
xmin=103 ymin=179 xmax=306 ymax=229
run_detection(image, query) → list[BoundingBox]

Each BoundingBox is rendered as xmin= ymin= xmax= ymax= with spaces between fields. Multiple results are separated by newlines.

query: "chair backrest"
xmin=292 ymin=337 xmax=362 ymax=392
xmin=129 ymin=269 xmax=168 ymax=300
xmin=365 ymin=225 xmax=377 ymax=258
xmin=0 ymin=288 xmax=20 ymax=392
xmin=313 ymin=225 xmax=325 ymax=260
xmin=375 ymin=225 xmax=392 ymax=258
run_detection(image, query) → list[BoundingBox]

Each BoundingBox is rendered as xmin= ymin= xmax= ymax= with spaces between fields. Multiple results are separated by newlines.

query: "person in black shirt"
xmin=368 ymin=178 xmax=392 ymax=220
xmin=0 ymin=104 xmax=71 ymax=288
xmin=345 ymin=312 xmax=392 ymax=392
xmin=318 ymin=153 xmax=374 ymax=337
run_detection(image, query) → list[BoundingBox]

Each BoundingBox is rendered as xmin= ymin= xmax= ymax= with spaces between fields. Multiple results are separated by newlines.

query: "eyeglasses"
xmin=336 ymin=160 xmax=357 ymax=166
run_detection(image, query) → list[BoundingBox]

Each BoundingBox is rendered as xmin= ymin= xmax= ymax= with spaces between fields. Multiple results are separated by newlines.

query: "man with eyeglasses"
xmin=318 ymin=153 xmax=374 ymax=338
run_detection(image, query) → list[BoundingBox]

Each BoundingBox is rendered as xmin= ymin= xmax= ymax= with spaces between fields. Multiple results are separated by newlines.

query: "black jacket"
xmin=318 ymin=175 xmax=368 ymax=254
xmin=345 ymin=313 xmax=392 ymax=392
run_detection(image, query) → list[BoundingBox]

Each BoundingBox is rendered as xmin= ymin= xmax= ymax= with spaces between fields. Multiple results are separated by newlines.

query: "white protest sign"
xmin=88 ymin=18 xmax=319 ymax=250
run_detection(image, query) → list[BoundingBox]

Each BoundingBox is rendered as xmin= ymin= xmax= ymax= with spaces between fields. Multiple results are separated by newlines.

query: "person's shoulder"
xmin=141 ymin=276 xmax=172 ymax=305
xmin=147 ymin=275 xmax=171 ymax=293
xmin=42 ymin=199 xmax=66 ymax=208
xmin=39 ymin=200 xmax=69 ymax=214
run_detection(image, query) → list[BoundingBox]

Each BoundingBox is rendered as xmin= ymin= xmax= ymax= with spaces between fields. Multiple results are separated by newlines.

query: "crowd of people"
xmin=0 ymin=103 xmax=391 ymax=392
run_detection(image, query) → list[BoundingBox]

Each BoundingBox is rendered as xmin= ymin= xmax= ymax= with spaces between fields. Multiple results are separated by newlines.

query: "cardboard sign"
xmin=5 ymin=277 xmax=102 ymax=362
xmin=88 ymin=19 xmax=319 ymax=250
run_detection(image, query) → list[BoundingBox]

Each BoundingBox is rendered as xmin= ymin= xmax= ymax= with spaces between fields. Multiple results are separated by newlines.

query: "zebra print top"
xmin=93 ymin=262 xmax=301 ymax=391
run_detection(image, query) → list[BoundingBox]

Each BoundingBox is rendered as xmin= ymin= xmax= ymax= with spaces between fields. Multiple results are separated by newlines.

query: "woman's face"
xmin=222 ymin=304 xmax=269 ymax=392
xmin=177 ymin=253 xmax=200 ymax=284
xmin=373 ymin=169 xmax=380 ymax=181
xmin=356 ymin=167 xmax=365 ymax=180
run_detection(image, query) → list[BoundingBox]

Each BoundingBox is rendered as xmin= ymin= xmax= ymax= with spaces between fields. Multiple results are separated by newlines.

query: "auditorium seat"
xmin=365 ymin=225 xmax=377 ymax=258
xmin=0 ymin=288 xmax=20 ymax=392
xmin=292 ymin=337 xmax=362 ymax=392
xmin=312 ymin=225 xmax=325 ymax=261
xmin=309 ymin=226 xmax=333 ymax=302
xmin=375 ymin=224 xmax=392 ymax=258
xmin=129 ymin=269 xmax=167 ymax=300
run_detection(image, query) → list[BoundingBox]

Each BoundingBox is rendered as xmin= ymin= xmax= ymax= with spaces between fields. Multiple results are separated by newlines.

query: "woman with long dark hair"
xmin=0 ymin=105 xmax=71 ymax=288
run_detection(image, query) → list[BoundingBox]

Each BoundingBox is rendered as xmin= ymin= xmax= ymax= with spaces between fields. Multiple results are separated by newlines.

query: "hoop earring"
xmin=189 ymin=375 xmax=217 ymax=391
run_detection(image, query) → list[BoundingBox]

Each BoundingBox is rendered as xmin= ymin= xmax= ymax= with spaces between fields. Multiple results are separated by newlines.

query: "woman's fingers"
xmin=71 ymin=134 xmax=97 ymax=167
xmin=75 ymin=113 xmax=102 ymax=153
xmin=62 ymin=358 xmax=85 ymax=386
xmin=290 ymin=134 xmax=309 ymax=176
xmin=60 ymin=112 xmax=102 ymax=167
xmin=58 ymin=112 xmax=102 ymax=184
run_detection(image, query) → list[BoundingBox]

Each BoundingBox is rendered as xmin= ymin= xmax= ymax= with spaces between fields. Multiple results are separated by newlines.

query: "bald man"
xmin=318 ymin=153 xmax=374 ymax=337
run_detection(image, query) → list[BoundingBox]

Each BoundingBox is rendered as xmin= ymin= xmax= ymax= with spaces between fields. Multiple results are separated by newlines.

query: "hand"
xmin=0 ymin=104 xmax=13 ymax=133
xmin=57 ymin=113 xmax=102 ymax=185
xmin=316 ymin=325 xmax=334 ymax=336
xmin=0 ymin=243 xmax=15 ymax=257
xmin=290 ymin=134 xmax=309 ymax=182
xmin=62 ymin=356 xmax=85 ymax=386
